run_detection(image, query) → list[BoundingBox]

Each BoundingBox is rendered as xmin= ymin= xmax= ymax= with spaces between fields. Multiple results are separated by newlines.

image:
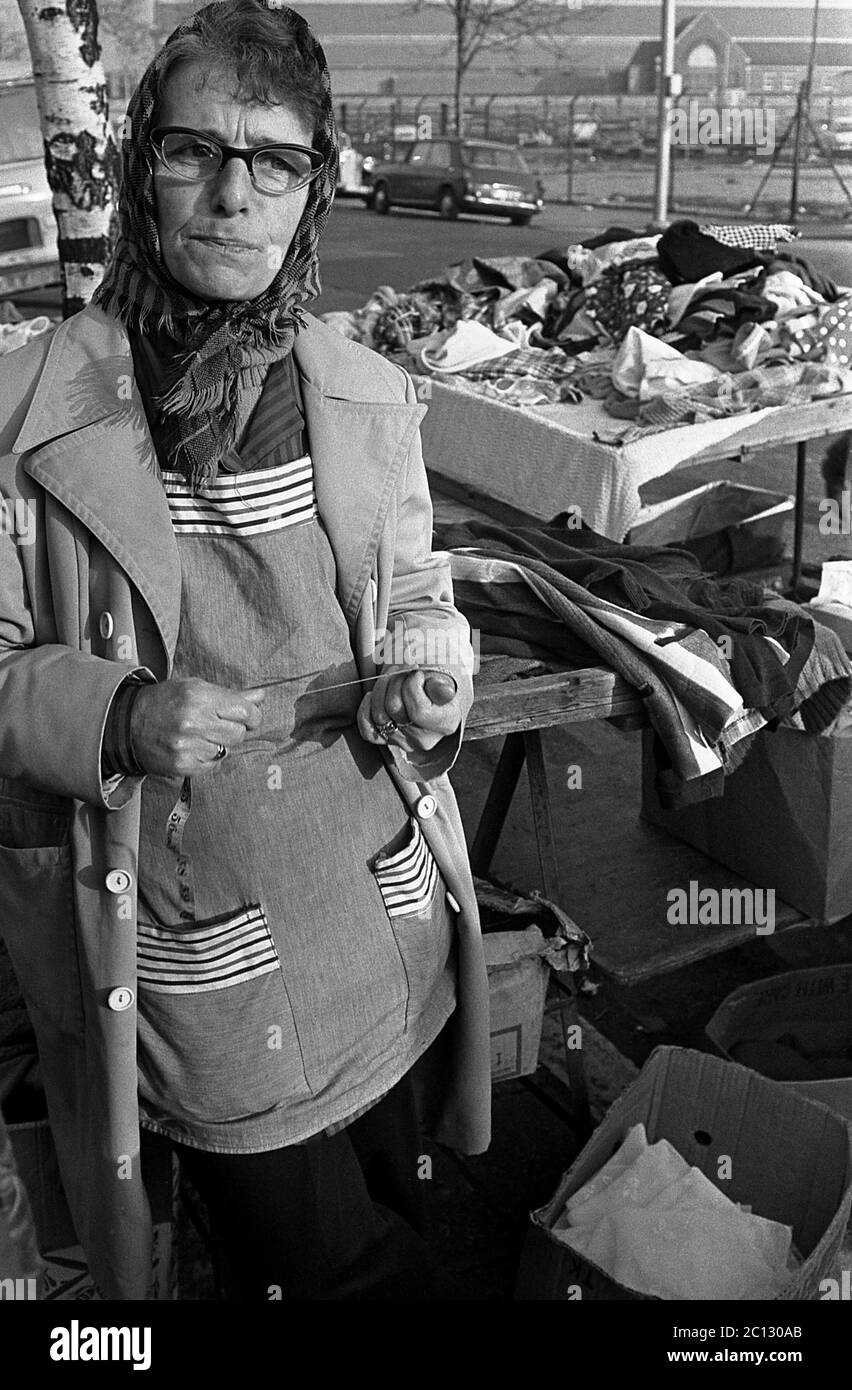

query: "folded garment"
xmin=553 ymin=1123 xmax=795 ymax=1300
xmin=676 ymin=282 xmax=777 ymax=343
xmin=783 ymin=294 xmax=852 ymax=369
xmin=698 ymin=222 xmax=799 ymax=252
xmin=492 ymin=277 xmax=560 ymax=329
xmin=419 ymin=319 xmax=517 ymax=373
xmin=462 ymin=343 xmax=574 ymax=392
xmin=611 ymin=326 xmax=719 ymax=398
xmin=621 ymin=359 xmax=848 ymax=442
xmin=611 ymin=326 xmax=680 ymax=395
xmin=591 ymin=233 xmax=661 ymax=269
xmin=764 ymin=250 xmax=843 ymax=303
xmin=658 ymin=219 xmax=770 ymax=286
xmin=434 ymin=518 xmax=851 ymax=802
xmin=760 ymin=269 xmax=828 ymax=315
xmin=582 ymin=258 xmax=672 ymax=345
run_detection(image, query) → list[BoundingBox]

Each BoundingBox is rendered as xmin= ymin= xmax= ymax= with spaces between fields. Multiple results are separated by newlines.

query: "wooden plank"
xmin=465 ymin=668 xmax=645 ymax=739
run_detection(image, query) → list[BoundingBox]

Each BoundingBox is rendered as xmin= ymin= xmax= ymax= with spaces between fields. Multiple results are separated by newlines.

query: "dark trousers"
xmin=172 ymin=1064 xmax=461 ymax=1301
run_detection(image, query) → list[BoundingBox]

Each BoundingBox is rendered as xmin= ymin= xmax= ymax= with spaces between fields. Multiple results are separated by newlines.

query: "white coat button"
xmin=99 ymin=611 xmax=114 ymax=640
xmin=105 ymin=869 xmax=132 ymax=894
xmin=446 ymin=892 xmax=461 ymax=914
xmin=107 ymin=987 xmax=134 ymax=1012
xmin=415 ymin=794 xmax=437 ymax=820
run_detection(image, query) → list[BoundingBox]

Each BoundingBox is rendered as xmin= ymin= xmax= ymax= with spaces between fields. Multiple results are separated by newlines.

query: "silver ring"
xmin=373 ymin=718 xmax=398 ymax=741
xmin=213 ymin=743 xmax=228 ymax=761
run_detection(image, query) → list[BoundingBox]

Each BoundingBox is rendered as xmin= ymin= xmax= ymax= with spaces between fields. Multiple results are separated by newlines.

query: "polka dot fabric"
xmin=819 ymin=298 xmax=851 ymax=367
xmin=782 ymin=294 xmax=852 ymax=368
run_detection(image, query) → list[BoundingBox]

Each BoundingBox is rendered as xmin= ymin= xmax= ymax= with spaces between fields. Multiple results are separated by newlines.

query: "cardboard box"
xmin=706 ymin=966 xmax=852 ymax=1124
xmin=641 ymin=726 xmax=852 ymax=924
xmin=515 ymin=1047 xmax=852 ymax=1301
xmin=8 ymin=1120 xmax=175 ymax=1300
xmin=483 ymin=928 xmax=550 ymax=1081
xmin=808 ymin=600 xmax=852 ymax=654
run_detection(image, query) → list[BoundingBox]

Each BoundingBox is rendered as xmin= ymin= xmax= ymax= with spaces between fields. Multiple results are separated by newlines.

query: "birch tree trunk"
xmin=16 ymin=0 xmax=119 ymax=317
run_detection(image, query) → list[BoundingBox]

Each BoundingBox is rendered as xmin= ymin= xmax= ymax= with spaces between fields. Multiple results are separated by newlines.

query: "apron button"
xmin=107 ymin=986 xmax=134 ymax=1012
xmin=415 ymin=794 xmax=437 ymax=819
xmin=105 ymin=869 xmax=133 ymax=894
xmin=99 ymin=611 xmax=114 ymax=640
xmin=446 ymin=891 xmax=461 ymax=914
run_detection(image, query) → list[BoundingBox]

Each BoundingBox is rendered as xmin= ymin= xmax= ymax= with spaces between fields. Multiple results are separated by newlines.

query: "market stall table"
xmin=463 ymin=657 xmax=810 ymax=987
xmin=420 ymin=377 xmax=852 ymax=589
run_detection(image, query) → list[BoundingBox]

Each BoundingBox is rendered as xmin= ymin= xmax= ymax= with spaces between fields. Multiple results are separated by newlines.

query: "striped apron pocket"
xmin=137 ymin=905 xmax=279 ymax=995
xmin=136 ymin=904 xmax=312 ymax=1121
xmin=372 ymin=817 xmax=440 ymax=918
xmin=372 ymin=819 xmax=456 ymax=1031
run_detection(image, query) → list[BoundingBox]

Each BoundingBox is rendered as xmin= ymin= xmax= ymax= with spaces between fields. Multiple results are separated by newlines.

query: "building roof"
xmin=630 ymin=37 xmax=852 ymax=69
xmin=743 ymin=42 xmax=852 ymax=66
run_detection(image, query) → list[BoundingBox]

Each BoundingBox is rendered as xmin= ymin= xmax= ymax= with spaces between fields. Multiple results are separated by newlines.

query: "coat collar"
xmin=14 ymin=305 xmax=425 ymax=649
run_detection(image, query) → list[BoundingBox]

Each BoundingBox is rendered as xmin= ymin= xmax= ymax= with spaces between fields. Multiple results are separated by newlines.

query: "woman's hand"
xmin=129 ymin=679 xmax=266 ymax=777
xmin=357 ymin=669 xmax=460 ymax=754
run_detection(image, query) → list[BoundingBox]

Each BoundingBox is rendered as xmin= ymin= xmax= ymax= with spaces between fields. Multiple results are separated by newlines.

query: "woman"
xmin=0 ymin=0 xmax=490 ymax=1299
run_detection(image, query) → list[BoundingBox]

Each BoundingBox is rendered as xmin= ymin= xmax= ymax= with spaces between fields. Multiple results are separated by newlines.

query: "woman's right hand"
xmin=129 ymin=679 xmax=266 ymax=777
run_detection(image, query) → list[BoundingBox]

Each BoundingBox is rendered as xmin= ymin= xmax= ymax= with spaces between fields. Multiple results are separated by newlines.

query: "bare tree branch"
xmin=410 ymin=1 xmax=609 ymax=132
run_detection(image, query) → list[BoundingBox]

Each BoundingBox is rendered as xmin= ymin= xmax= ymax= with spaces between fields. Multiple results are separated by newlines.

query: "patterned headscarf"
xmin=94 ymin=1 xmax=338 ymax=489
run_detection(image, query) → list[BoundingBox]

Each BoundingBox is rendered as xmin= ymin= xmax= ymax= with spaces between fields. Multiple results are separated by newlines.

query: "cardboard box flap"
xmin=530 ymin=1047 xmax=852 ymax=1299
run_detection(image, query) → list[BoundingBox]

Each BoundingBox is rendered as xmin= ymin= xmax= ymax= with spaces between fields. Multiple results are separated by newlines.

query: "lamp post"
xmin=652 ymin=0 xmax=678 ymax=225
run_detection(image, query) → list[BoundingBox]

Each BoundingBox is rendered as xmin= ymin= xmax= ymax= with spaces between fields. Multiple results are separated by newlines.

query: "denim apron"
xmin=134 ymin=380 xmax=456 ymax=1153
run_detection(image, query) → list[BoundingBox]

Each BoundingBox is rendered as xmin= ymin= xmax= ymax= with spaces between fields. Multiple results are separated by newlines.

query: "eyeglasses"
xmin=149 ymin=127 xmax=324 ymax=195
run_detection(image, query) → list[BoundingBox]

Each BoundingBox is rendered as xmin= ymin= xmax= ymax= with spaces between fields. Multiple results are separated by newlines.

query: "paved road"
xmin=314 ymin=197 xmax=852 ymax=315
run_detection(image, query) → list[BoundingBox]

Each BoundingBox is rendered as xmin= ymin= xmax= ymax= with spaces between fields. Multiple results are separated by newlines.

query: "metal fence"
xmin=335 ymin=91 xmax=852 ymax=153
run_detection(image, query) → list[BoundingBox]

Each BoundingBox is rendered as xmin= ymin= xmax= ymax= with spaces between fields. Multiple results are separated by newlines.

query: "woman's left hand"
xmin=357 ymin=668 xmax=461 ymax=753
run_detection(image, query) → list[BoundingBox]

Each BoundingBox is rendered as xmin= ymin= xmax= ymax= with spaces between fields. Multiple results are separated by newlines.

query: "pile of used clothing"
xmin=322 ymin=220 xmax=852 ymax=434
xmin=432 ymin=515 xmax=852 ymax=807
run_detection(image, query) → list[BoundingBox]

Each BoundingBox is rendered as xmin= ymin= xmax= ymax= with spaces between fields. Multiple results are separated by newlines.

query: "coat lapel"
xmin=295 ymin=316 xmax=427 ymax=623
xmin=13 ymin=306 xmax=182 ymax=660
xmin=11 ymin=307 xmax=426 ymax=655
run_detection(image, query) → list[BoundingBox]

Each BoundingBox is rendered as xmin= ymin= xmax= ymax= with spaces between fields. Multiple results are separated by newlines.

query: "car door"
xmin=404 ymin=140 xmax=453 ymax=204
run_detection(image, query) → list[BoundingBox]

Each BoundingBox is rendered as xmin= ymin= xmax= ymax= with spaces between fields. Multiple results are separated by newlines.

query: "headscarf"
xmin=94 ymin=1 xmax=339 ymax=490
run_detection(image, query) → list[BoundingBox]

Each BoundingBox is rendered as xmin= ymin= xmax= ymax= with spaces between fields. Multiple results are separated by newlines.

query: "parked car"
xmin=0 ymin=79 xmax=59 ymax=299
xmin=364 ymin=137 xmax=543 ymax=225
xmin=592 ymin=124 xmax=651 ymax=159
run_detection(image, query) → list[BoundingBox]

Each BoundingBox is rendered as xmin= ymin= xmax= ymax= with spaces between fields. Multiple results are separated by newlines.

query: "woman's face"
xmin=153 ymin=62 xmax=315 ymax=302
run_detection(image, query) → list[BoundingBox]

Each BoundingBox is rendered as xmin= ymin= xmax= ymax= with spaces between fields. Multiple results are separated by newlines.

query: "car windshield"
xmin=0 ymin=85 xmax=44 ymax=164
xmin=466 ymin=144 xmax=529 ymax=173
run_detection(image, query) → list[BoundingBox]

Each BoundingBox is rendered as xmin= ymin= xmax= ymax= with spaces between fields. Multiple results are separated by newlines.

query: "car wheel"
xmin=509 ymin=213 xmax=532 ymax=227
xmin=437 ymin=188 xmax=459 ymax=220
xmin=372 ymin=182 xmax=391 ymax=215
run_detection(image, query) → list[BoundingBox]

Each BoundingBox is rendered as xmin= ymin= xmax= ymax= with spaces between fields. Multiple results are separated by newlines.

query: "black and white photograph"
xmin=0 ymin=0 xmax=851 ymax=1367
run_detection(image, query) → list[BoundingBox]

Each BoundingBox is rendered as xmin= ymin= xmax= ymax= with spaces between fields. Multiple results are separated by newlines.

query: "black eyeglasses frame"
xmin=148 ymin=126 xmax=325 ymax=193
